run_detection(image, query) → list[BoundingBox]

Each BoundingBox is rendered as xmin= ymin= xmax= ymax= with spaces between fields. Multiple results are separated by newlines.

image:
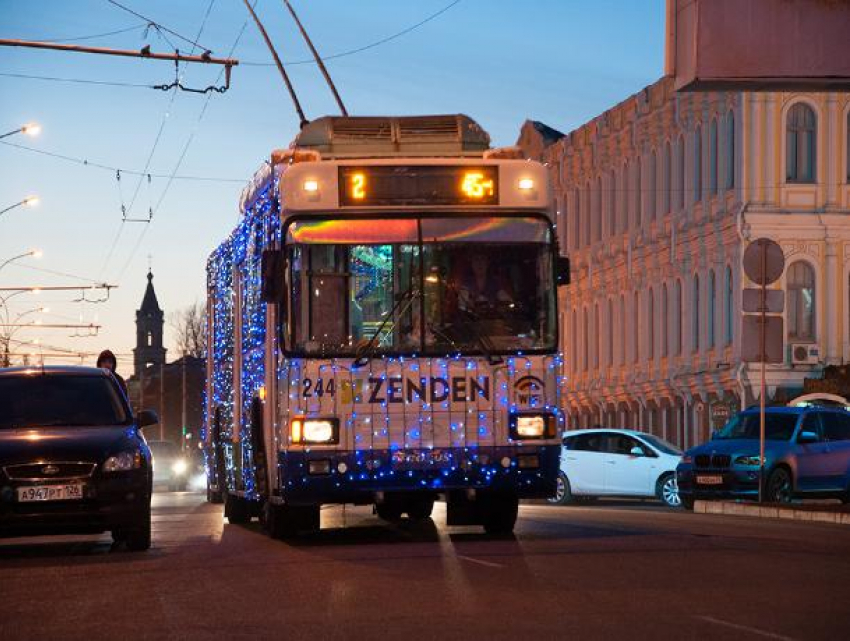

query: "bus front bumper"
xmin=275 ymin=445 xmax=559 ymax=505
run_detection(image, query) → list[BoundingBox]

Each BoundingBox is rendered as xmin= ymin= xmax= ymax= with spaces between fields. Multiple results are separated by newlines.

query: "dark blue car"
xmin=677 ymin=406 xmax=850 ymax=508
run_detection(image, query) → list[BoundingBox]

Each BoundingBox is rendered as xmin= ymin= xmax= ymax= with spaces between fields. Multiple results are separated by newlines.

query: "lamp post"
xmin=0 ymin=196 xmax=39 ymax=219
xmin=0 ymin=122 xmax=40 ymax=140
xmin=0 ymin=249 xmax=42 ymax=275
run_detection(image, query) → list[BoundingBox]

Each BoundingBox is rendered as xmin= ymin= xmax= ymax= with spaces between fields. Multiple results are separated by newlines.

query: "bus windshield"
xmin=285 ymin=216 xmax=556 ymax=357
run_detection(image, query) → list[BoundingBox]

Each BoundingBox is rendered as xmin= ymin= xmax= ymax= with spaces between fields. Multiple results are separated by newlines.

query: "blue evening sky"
xmin=0 ymin=0 xmax=664 ymax=375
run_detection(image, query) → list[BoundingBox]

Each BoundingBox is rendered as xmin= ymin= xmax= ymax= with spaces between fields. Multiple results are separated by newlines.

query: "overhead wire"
xmin=104 ymin=0 xmax=214 ymax=54
xmin=0 ymin=71 xmax=153 ymax=88
xmin=35 ymin=23 xmax=149 ymax=43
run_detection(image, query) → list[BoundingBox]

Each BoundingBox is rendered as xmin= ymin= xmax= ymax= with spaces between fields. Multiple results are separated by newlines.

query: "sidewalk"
xmin=695 ymin=500 xmax=850 ymax=525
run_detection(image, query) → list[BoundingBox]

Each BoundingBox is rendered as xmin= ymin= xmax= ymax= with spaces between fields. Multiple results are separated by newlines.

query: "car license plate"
xmin=17 ymin=484 xmax=84 ymax=502
xmin=696 ymin=475 xmax=723 ymax=486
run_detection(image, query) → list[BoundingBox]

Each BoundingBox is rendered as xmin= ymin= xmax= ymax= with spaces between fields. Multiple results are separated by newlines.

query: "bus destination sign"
xmin=339 ymin=166 xmax=499 ymax=207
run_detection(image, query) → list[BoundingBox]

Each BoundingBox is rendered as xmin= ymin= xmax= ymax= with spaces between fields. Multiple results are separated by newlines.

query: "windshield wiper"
xmin=441 ymin=309 xmax=503 ymax=366
xmin=353 ymin=287 xmax=421 ymax=368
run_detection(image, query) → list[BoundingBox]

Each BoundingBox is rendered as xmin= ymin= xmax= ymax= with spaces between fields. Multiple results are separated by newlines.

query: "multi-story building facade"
xmin=519 ymin=77 xmax=850 ymax=448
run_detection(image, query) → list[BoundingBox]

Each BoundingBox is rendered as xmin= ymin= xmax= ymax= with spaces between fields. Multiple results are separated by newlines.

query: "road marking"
xmin=457 ymin=555 xmax=503 ymax=568
xmin=696 ymin=615 xmax=798 ymax=641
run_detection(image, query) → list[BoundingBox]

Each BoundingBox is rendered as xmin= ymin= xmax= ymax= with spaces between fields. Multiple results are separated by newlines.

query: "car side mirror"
xmin=798 ymin=430 xmax=819 ymax=444
xmin=629 ymin=446 xmax=643 ymax=457
xmin=556 ymin=255 xmax=570 ymax=287
xmin=138 ymin=409 xmax=159 ymax=428
xmin=261 ymin=249 xmax=284 ymax=303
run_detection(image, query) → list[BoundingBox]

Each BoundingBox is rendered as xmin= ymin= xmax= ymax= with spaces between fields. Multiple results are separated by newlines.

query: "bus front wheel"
xmin=480 ymin=493 xmax=518 ymax=535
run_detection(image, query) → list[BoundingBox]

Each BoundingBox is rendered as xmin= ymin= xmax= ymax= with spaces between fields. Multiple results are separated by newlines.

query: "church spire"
xmin=133 ymin=269 xmax=166 ymax=379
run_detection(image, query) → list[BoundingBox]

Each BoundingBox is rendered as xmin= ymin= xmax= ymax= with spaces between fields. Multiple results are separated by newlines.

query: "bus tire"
xmin=224 ymin=492 xmax=251 ymax=524
xmin=406 ymin=497 xmax=435 ymax=521
xmin=481 ymin=494 xmax=518 ymax=535
xmin=376 ymin=502 xmax=403 ymax=522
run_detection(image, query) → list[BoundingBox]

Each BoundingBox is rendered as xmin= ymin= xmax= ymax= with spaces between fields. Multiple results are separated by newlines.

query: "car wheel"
xmin=657 ymin=473 xmax=681 ymax=508
xmin=548 ymin=471 xmax=573 ymax=505
xmin=766 ymin=467 xmax=793 ymax=503
xmin=124 ymin=509 xmax=152 ymax=551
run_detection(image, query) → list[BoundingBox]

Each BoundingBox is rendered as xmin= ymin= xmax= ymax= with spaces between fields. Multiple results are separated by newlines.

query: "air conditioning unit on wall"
xmin=790 ymin=343 xmax=819 ymax=365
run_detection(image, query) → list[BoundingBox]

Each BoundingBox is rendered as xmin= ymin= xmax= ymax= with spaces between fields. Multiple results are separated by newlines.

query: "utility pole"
xmin=182 ymin=352 xmax=187 ymax=452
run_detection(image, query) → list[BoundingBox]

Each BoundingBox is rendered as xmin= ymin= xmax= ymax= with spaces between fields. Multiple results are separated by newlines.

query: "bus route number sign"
xmin=339 ymin=166 xmax=499 ymax=206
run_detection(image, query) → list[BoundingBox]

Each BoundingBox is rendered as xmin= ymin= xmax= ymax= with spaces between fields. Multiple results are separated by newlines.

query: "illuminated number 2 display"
xmin=351 ymin=172 xmax=366 ymax=199
xmin=461 ymin=171 xmax=495 ymax=199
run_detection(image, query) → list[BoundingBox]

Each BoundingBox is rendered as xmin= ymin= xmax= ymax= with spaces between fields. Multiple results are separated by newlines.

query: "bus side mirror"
xmin=556 ymin=255 xmax=570 ymax=286
xmin=261 ymin=249 xmax=284 ymax=303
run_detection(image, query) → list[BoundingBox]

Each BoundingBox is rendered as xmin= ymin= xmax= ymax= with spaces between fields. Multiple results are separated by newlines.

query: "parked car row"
xmin=552 ymin=404 xmax=850 ymax=509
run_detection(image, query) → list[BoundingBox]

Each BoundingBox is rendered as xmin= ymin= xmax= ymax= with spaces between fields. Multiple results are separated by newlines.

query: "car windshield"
xmin=639 ymin=434 xmax=683 ymax=455
xmin=715 ymin=412 xmax=799 ymax=441
xmin=0 ymin=374 xmax=129 ymax=429
xmin=285 ymin=216 xmax=556 ymax=356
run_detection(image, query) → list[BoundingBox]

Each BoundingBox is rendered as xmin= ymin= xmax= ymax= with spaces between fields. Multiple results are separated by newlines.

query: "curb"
xmin=694 ymin=500 xmax=850 ymax=525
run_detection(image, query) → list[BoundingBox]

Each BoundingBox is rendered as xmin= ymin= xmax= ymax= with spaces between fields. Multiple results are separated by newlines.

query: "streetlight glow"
xmin=23 ymin=196 xmax=39 ymax=207
xmin=20 ymin=123 xmax=41 ymax=136
xmin=30 ymin=249 xmax=43 ymax=259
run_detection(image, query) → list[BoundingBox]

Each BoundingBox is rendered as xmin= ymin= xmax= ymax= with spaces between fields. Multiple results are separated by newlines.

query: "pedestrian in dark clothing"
xmin=97 ymin=349 xmax=128 ymax=398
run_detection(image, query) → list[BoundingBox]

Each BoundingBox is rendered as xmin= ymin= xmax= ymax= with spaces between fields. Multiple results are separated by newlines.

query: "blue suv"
xmin=677 ymin=406 xmax=850 ymax=509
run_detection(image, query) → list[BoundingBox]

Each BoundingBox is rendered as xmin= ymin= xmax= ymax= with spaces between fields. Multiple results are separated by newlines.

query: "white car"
xmin=550 ymin=429 xmax=683 ymax=508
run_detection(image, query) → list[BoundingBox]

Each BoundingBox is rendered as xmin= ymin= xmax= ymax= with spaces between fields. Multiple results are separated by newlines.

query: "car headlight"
xmin=291 ymin=417 xmax=339 ymax=444
xmin=734 ymin=455 xmax=763 ymax=466
xmin=172 ymin=459 xmax=188 ymax=475
xmin=509 ymin=412 xmax=555 ymax=440
xmin=103 ymin=450 xmax=142 ymax=472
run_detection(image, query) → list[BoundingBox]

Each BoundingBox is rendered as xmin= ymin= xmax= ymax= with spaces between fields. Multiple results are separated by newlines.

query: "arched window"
xmin=787 ymin=261 xmax=816 ymax=341
xmin=648 ymin=150 xmax=657 ymax=221
xmin=633 ymin=291 xmax=640 ymax=363
xmin=648 ymin=288 xmax=655 ymax=359
xmin=675 ymin=279 xmax=683 ymax=355
xmin=708 ymin=269 xmax=716 ymax=348
xmin=725 ymin=265 xmax=734 ymax=345
xmin=582 ymin=307 xmax=589 ymax=370
xmin=635 ymin=156 xmax=643 ymax=226
xmin=677 ymin=135 xmax=685 ymax=211
xmin=694 ymin=125 xmax=703 ymax=203
xmin=709 ymin=119 xmax=718 ymax=196
xmin=692 ymin=274 xmax=701 ymax=351
xmin=607 ymin=299 xmax=614 ymax=367
xmin=662 ymin=283 xmax=669 ymax=357
xmin=609 ymin=170 xmax=617 ymax=234
xmin=786 ymin=103 xmax=817 ymax=183
xmin=146 ymin=331 xmax=152 ymax=347
xmin=619 ymin=295 xmax=626 ymax=364
xmin=663 ymin=142 xmax=672 ymax=214
xmin=726 ymin=110 xmax=736 ymax=190
xmin=594 ymin=176 xmax=603 ymax=241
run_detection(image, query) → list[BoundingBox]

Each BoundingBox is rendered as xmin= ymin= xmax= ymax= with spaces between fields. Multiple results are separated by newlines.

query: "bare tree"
xmin=169 ymin=302 xmax=206 ymax=358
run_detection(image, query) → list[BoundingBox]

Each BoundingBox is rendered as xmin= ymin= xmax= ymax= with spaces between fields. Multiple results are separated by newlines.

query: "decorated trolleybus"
xmin=205 ymin=115 xmax=569 ymax=537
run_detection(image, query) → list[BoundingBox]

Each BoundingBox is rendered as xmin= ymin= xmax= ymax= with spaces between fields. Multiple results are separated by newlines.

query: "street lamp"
xmin=0 ymin=122 xmax=41 ymax=140
xmin=0 ymin=249 xmax=42 ymax=275
xmin=0 ymin=195 xmax=39 ymax=218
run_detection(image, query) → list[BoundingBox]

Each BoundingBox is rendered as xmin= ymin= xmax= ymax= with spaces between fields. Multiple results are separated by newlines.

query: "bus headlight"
xmin=291 ymin=417 xmax=339 ymax=445
xmin=509 ymin=412 xmax=554 ymax=440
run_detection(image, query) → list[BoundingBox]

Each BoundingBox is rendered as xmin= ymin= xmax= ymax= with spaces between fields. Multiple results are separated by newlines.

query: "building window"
xmin=692 ymin=274 xmax=700 ymax=351
xmin=787 ymin=261 xmax=816 ymax=341
xmin=649 ymin=150 xmax=657 ymax=221
xmin=709 ymin=119 xmax=718 ymax=196
xmin=786 ymin=102 xmax=817 ymax=183
xmin=708 ymin=269 xmax=716 ymax=348
xmin=583 ymin=307 xmax=589 ymax=370
xmin=609 ymin=170 xmax=617 ymax=234
xmin=663 ymin=142 xmax=672 ymax=214
xmin=146 ymin=331 xmax=152 ymax=347
xmin=594 ymin=176 xmax=603 ymax=241
xmin=725 ymin=265 xmax=734 ymax=345
xmin=677 ymin=135 xmax=685 ymax=211
xmin=648 ymin=288 xmax=655 ymax=359
xmin=607 ymin=298 xmax=614 ymax=367
xmin=726 ymin=111 xmax=735 ymax=190
xmin=694 ymin=125 xmax=703 ymax=203
xmin=635 ymin=156 xmax=642 ymax=227
xmin=619 ymin=295 xmax=626 ymax=364
xmin=675 ymin=279 xmax=683 ymax=355
xmin=662 ymin=283 xmax=669 ymax=357
xmin=632 ymin=292 xmax=640 ymax=363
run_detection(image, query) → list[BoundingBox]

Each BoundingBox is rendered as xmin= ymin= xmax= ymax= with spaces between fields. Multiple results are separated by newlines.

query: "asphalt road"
xmin=1 ymin=492 xmax=849 ymax=641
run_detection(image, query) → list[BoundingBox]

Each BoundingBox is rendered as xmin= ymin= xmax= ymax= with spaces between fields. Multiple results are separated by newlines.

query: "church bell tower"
xmin=133 ymin=270 xmax=166 ymax=378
